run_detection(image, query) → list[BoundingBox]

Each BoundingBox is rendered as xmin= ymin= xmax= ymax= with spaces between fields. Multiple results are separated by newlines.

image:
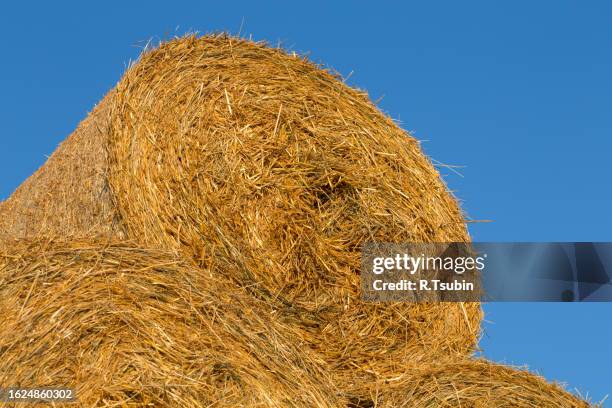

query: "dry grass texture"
xmin=0 ymin=35 xmax=481 ymax=397
xmin=378 ymin=359 xmax=592 ymax=407
xmin=0 ymin=240 xmax=592 ymax=407
xmin=0 ymin=93 xmax=123 ymax=242
xmin=0 ymin=239 xmax=344 ymax=407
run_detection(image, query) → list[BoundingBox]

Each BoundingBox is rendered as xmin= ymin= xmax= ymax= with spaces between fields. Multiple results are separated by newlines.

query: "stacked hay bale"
xmin=0 ymin=35 xmax=481 ymax=401
xmin=378 ymin=360 xmax=591 ymax=407
xmin=0 ymin=35 xmax=593 ymax=407
xmin=0 ymin=239 xmax=345 ymax=407
xmin=107 ymin=36 xmax=486 ymax=399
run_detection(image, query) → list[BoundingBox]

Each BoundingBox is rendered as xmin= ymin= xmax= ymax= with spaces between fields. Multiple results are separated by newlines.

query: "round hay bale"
xmin=378 ymin=359 xmax=592 ymax=407
xmin=0 ymin=239 xmax=344 ymax=407
xmin=107 ymin=35 xmax=482 ymax=393
xmin=0 ymin=34 xmax=482 ymax=399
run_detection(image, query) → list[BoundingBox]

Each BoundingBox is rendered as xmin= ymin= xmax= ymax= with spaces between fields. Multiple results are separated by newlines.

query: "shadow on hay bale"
xmin=0 ymin=239 xmax=345 ymax=407
xmin=0 ymin=93 xmax=120 ymax=242
xmin=0 ymin=35 xmax=482 ymax=398
xmin=377 ymin=359 xmax=594 ymax=407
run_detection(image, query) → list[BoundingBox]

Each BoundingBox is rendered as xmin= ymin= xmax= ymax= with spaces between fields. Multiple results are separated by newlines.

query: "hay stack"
xmin=0 ymin=239 xmax=344 ymax=407
xmin=0 ymin=35 xmax=594 ymax=408
xmin=378 ymin=359 xmax=592 ymax=407
xmin=0 ymin=235 xmax=592 ymax=408
xmin=0 ymin=35 xmax=481 ymax=399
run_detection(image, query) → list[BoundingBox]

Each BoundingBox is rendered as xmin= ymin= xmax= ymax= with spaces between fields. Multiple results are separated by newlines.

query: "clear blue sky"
xmin=1 ymin=1 xmax=610 ymax=403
